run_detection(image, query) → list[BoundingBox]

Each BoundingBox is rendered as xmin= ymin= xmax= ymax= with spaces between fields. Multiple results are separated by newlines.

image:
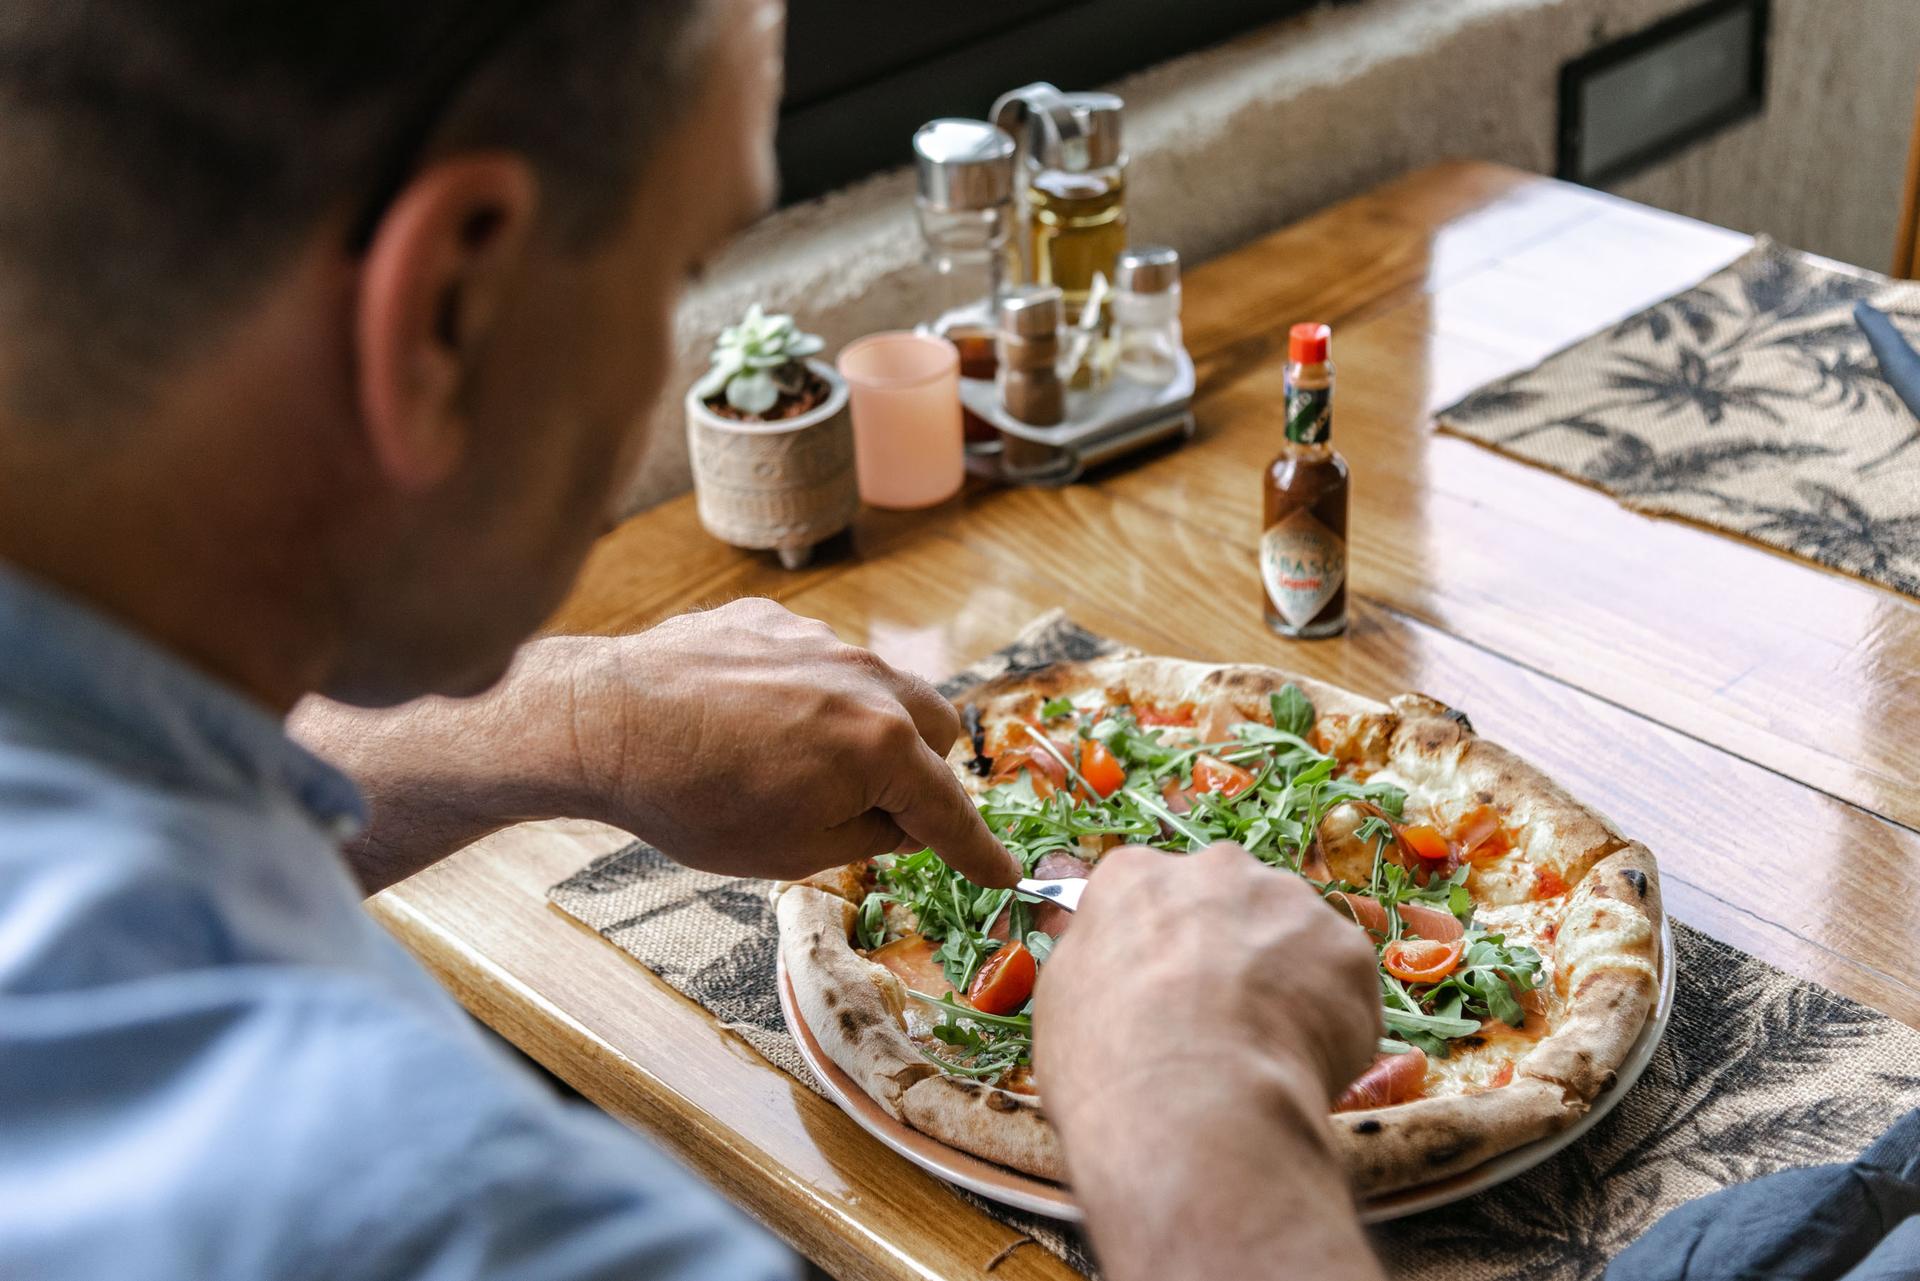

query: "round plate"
xmin=780 ymin=914 xmax=1675 ymax=1223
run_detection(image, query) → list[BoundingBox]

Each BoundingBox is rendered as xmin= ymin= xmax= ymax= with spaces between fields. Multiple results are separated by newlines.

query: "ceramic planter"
xmin=685 ymin=358 xmax=857 ymax=569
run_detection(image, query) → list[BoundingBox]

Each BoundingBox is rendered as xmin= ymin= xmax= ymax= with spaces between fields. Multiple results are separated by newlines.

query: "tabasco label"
xmin=1284 ymin=384 xmax=1332 ymax=444
xmin=1260 ymin=507 xmax=1345 ymax=627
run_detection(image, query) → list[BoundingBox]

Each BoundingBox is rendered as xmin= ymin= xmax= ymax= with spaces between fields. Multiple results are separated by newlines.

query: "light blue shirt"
xmin=0 ymin=566 xmax=793 ymax=1281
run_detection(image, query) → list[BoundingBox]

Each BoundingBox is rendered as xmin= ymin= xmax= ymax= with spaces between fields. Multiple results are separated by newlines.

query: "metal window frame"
xmin=1556 ymin=0 xmax=1771 ymax=188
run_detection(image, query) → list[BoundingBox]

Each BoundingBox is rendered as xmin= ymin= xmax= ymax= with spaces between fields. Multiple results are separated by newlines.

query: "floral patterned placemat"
xmin=1439 ymin=241 xmax=1920 ymax=595
xmin=548 ymin=613 xmax=1920 ymax=1278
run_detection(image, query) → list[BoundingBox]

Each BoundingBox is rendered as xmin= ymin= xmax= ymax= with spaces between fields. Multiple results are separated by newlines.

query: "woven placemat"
xmin=1438 ymin=240 xmax=1920 ymax=596
xmin=548 ymin=613 xmax=1920 ymax=1278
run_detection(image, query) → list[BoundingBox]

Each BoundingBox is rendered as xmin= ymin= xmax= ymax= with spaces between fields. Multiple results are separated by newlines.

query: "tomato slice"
xmin=967 ymin=940 xmax=1037 ymax=1015
xmin=1136 ymin=702 xmax=1196 ymax=727
xmin=1192 ymin=754 xmax=1256 ymax=798
xmin=1398 ymin=823 xmax=1453 ymax=863
xmin=1077 ymin=739 xmax=1127 ymax=798
xmin=1382 ymin=937 xmax=1465 ymax=984
xmin=1532 ymin=866 xmax=1569 ymax=900
xmin=988 ymin=746 xmax=1066 ymax=799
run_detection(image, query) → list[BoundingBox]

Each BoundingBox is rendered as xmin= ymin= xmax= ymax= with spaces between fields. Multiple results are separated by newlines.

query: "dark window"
xmin=778 ymin=0 xmax=1345 ymax=204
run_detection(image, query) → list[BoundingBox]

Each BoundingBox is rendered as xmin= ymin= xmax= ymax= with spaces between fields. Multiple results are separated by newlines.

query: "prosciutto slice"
xmin=1330 ymin=892 xmax=1465 ymax=943
xmin=1333 ymin=1049 xmax=1429 ymax=1112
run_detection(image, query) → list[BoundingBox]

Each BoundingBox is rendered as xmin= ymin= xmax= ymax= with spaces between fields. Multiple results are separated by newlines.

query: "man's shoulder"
xmin=0 ymin=716 xmax=386 ymax=990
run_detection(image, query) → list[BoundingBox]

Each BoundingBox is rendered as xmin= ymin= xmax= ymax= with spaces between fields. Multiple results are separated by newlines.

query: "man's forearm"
xmin=288 ymin=638 xmax=603 ymax=894
xmin=1063 ymin=1060 xmax=1384 ymax=1281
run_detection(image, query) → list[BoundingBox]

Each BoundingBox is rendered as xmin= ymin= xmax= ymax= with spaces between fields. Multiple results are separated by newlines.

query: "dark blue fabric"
xmin=1606 ymin=1108 xmax=1920 ymax=1281
xmin=1855 ymin=301 xmax=1920 ymax=424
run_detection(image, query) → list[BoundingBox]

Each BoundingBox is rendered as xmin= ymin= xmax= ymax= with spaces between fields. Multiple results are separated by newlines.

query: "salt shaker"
xmin=1112 ymin=245 xmax=1182 ymax=387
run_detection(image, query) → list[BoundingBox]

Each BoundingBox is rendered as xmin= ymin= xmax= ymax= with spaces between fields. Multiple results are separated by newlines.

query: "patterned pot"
xmin=685 ymin=358 xmax=857 ymax=569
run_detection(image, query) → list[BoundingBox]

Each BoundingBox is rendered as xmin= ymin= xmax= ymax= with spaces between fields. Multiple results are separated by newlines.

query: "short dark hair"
xmin=0 ymin=0 xmax=710 ymax=422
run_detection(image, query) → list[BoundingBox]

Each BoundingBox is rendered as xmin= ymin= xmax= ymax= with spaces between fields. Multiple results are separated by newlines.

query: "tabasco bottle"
xmin=1261 ymin=323 xmax=1348 ymax=638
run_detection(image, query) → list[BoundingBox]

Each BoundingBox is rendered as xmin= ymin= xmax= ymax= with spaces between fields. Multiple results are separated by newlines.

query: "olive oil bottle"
xmin=1261 ymin=323 xmax=1348 ymax=638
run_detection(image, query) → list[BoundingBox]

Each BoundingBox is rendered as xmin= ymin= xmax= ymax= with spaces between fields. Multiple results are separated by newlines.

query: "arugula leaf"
xmin=855 ymin=893 xmax=886 ymax=950
xmin=1040 ymin=696 xmax=1075 ymax=722
xmin=1025 ymin=930 xmax=1055 ymax=964
xmin=1270 ymin=685 xmax=1315 ymax=738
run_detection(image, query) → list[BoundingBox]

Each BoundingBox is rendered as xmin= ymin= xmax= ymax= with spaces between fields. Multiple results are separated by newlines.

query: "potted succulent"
xmin=685 ymin=305 xmax=856 ymax=569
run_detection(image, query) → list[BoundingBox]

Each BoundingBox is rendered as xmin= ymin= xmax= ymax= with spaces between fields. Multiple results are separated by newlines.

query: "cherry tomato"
xmin=1136 ymin=703 xmax=1196 ymax=727
xmin=967 ymin=941 xmax=1037 ymax=1015
xmin=1382 ymin=937 xmax=1465 ymax=984
xmin=1398 ymin=823 xmax=1453 ymax=863
xmin=1077 ymin=739 xmax=1127 ymax=798
xmin=1192 ymin=754 xmax=1256 ymax=798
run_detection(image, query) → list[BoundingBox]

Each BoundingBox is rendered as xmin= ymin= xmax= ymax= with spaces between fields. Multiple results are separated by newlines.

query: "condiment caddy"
xmin=910 ymin=83 xmax=1195 ymax=486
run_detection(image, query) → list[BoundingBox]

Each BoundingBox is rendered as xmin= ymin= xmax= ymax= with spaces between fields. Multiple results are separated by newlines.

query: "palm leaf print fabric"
xmin=1439 ymin=242 xmax=1920 ymax=596
xmin=548 ymin=614 xmax=1920 ymax=1279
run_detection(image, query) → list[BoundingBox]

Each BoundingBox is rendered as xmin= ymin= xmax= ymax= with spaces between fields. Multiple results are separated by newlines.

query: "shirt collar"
xmin=0 ymin=562 xmax=366 ymax=837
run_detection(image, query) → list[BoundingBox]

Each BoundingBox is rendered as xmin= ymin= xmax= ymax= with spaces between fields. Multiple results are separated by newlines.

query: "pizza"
xmin=776 ymin=654 xmax=1663 ymax=1196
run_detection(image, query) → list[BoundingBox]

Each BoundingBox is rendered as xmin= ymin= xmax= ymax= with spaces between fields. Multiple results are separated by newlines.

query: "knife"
xmin=1016 ymin=876 xmax=1088 ymax=913
xmin=1855 ymin=300 xmax=1920 ymax=422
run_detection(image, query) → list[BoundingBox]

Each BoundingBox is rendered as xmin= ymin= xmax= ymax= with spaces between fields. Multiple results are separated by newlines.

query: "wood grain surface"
xmin=373 ymin=161 xmax=1920 ymax=1281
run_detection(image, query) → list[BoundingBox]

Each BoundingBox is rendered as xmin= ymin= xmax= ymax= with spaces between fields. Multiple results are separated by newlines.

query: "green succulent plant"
xmin=693 ymin=303 xmax=826 ymax=416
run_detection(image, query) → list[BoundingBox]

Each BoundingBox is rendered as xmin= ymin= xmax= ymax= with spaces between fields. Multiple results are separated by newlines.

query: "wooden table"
xmin=371 ymin=161 xmax=1920 ymax=1280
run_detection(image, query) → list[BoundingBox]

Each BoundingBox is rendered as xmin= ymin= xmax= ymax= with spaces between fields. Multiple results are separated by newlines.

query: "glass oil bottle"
xmin=992 ymin=86 xmax=1126 ymax=320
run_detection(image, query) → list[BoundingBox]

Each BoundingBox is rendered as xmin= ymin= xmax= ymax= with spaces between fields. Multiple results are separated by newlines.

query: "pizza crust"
xmin=776 ymin=886 xmax=935 ymax=1118
xmin=782 ymin=654 xmax=1666 ymax=1201
xmin=898 ymin=1076 xmax=1065 ymax=1181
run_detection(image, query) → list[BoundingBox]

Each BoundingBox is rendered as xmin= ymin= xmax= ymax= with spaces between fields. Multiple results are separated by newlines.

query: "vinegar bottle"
xmin=1261 ymin=323 xmax=1349 ymax=638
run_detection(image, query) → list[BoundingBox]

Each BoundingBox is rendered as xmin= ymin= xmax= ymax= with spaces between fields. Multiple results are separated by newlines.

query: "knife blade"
xmin=1015 ymin=876 xmax=1087 ymax=913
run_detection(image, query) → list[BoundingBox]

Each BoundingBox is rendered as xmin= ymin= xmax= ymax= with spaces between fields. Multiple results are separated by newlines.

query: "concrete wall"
xmin=628 ymin=0 xmax=1920 ymax=510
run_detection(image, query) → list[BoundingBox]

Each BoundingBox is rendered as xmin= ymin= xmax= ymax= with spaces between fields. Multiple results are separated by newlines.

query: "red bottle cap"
xmin=1289 ymin=322 xmax=1331 ymax=364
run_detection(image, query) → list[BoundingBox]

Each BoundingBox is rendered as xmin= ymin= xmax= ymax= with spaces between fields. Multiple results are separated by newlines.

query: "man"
xmin=0 ymin=2 xmax=1385 ymax=1278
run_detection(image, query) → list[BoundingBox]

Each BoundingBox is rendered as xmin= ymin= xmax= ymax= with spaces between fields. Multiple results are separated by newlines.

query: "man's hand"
xmin=291 ymin=599 xmax=1018 ymax=895
xmin=1036 ymin=843 xmax=1386 ymax=1281
xmin=564 ymin=599 xmax=1017 ymax=886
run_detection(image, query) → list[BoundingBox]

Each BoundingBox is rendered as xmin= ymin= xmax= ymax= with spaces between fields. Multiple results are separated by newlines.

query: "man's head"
xmin=0 ymin=0 xmax=781 ymax=706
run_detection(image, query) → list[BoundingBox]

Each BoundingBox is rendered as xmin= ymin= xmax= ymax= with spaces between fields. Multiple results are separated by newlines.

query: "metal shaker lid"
xmin=998 ymin=285 xmax=1063 ymax=337
xmin=1116 ymin=244 xmax=1180 ymax=294
xmin=913 ymin=119 xmax=1015 ymax=210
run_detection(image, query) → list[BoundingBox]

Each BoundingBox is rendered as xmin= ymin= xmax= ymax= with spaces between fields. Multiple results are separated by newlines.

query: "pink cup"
xmin=836 ymin=332 xmax=964 ymax=510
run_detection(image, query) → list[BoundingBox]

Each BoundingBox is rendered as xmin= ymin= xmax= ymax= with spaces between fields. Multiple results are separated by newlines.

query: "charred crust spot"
xmin=836 ymin=1007 xmax=879 ymax=1038
xmin=1418 ymin=728 xmax=1450 ymax=752
xmin=1441 ymin=705 xmax=1475 ymax=734
xmin=961 ymin=704 xmax=991 ymax=776
xmin=1622 ymin=868 xmax=1648 ymax=899
xmin=820 ymin=989 xmax=839 ymax=1009
xmin=1354 ymin=1118 xmax=1383 ymax=1135
xmin=1475 ymin=789 xmax=1494 ymax=805
xmin=1426 ymin=1142 xmax=1471 ymax=1168
xmin=985 ymin=1090 xmax=1023 ymax=1113
xmin=1456 ymin=1035 xmax=1487 ymax=1049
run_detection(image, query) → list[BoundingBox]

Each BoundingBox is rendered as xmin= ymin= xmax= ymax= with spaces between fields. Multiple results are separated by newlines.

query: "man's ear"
xmin=354 ymin=154 xmax=539 ymax=492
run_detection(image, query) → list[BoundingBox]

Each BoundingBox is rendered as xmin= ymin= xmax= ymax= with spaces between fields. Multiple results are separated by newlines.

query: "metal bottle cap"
xmin=1042 ymin=92 xmax=1124 ymax=172
xmin=998 ymin=285 xmax=1063 ymax=337
xmin=913 ymin=119 xmax=1015 ymax=211
xmin=1116 ymin=244 xmax=1180 ymax=294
